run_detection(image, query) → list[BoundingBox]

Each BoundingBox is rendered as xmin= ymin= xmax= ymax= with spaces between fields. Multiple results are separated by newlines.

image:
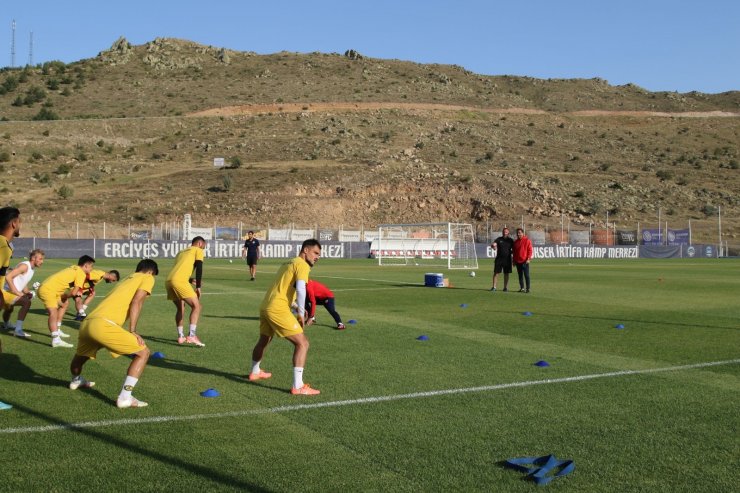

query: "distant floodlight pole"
xmin=718 ymin=206 xmax=722 ymax=256
xmin=11 ymin=20 xmax=16 ymax=68
xmin=658 ymin=207 xmax=662 ymax=245
xmin=28 ymin=31 xmax=33 ymax=66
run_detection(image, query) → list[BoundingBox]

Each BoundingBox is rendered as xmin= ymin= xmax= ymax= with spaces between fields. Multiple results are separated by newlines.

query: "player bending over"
xmin=68 ymin=259 xmax=159 ymax=408
xmin=304 ymin=279 xmax=345 ymax=330
xmin=248 ymin=239 xmax=322 ymax=395
xmin=74 ymin=269 xmax=120 ymax=321
xmin=37 ymin=255 xmax=95 ymax=348
xmin=2 ymin=249 xmax=45 ymax=337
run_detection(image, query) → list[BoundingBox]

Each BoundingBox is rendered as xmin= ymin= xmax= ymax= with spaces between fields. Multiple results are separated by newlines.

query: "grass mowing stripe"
xmin=3 ymin=358 xmax=736 ymax=435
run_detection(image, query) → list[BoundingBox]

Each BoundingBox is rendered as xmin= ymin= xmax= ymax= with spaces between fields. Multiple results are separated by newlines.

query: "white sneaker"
xmin=69 ymin=376 xmax=95 ymax=390
xmin=58 ymin=330 xmax=71 ymax=338
xmin=13 ymin=330 xmax=31 ymax=338
xmin=116 ymin=397 xmax=148 ymax=409
xmin=51 ymin=338 xmax=74 ymax=348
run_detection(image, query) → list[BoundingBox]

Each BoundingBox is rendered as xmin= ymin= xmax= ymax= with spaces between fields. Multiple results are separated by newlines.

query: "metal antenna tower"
xmin=11 ymin=19 xmax=16 ymax=67
xmin=29 ymin=31 xmax=33 ymax=66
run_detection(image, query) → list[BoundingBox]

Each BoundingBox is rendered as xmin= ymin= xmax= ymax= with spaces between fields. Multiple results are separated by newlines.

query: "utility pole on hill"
xmin=10 ymin=19 xmax=16 ymax=68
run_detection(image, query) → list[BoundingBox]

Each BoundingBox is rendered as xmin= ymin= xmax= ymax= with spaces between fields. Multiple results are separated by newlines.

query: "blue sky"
xmin=4 ymin=0 xmax=739 ymax=94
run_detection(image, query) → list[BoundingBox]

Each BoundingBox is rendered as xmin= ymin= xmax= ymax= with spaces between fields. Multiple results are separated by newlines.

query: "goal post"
xmin=373 ymin=222 xmax=478 ymax=269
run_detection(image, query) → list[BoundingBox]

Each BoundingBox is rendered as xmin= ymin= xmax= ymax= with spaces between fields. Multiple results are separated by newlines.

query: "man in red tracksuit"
xmin=513 ymin=227 xmax=534 ymax=293
xmin=305 ymin=280 xmax=345 ymax=330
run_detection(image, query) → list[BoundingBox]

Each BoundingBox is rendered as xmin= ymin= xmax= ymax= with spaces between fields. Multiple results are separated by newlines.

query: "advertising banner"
xmin=667 ymin=229 xmax=690 ymax=246
xmin=641 ymin=229 xmax=663 ymax=245
xmin=528 ymin=230 xmax=547 ymax=246
xmin=570 ymin=230 xmax=590 ymax=245
xmin=215 ymin=227 xmax=239 ymax=240
xmin=617 ymin=230 xmax=638 ymax=245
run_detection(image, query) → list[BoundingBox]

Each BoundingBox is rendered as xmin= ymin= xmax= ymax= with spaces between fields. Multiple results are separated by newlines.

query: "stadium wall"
xmin=10 ymin=239 xmax=719 ymax=260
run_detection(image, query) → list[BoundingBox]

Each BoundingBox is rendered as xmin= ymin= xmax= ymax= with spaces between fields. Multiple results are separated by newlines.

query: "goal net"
xmin=373 ymin=223 xmax=478 ymax=269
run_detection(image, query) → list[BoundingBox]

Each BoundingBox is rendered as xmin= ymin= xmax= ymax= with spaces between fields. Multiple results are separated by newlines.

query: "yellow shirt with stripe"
xmin=41 ymin=265 xmax=87 ymax=296
xmin=88 ymin=272 xmax=155 ymax=326
xmin=166 ymin=246 xmax=204 ymax=283
xmin=83 ymin=269 xmax=106 ymax=290
xmin=260 ymin=257 xmax=310 ymax=311
xmin=0 ymin=236 xmax=12 ymax=273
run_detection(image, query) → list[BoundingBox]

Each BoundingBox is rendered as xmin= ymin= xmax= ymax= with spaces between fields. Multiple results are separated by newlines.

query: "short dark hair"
xmin=109 ymin=269 xmax=121 ymax=281
xmin=516 ymin=227 xmax=524 ymax=234
xmin=301 ymin=238 xmax=322 ymax=251
xmin=0 ymin=207 xmax=20 ymax=230
xmin=192 ymin=236 xmax=206 ymax=245
xmin=136 ymin=259 xmax=159 ymax=275
xmin=78 ymin=255 xmax=95 ymax=266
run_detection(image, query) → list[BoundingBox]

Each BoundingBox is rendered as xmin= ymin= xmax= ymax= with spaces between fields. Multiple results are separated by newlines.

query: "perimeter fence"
xmin=19 ymin=215 xmax=738 ymax=256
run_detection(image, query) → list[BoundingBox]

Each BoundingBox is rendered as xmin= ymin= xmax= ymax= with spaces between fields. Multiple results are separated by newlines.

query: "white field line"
xmin=2 ymin=359 xmax=737 ymax=435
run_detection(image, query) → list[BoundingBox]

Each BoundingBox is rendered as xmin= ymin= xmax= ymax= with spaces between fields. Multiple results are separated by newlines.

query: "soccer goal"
xmin=373 ymin=222 xmax=478 ymax=269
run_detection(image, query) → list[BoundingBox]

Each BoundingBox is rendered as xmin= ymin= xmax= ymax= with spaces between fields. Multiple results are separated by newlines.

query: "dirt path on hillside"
xmin=188 ymin=102 xmax=740 ymax=118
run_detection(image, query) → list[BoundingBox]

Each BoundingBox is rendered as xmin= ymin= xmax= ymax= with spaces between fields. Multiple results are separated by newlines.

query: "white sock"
xmin=177 ymin=326 xmax=184 ymax=337
xmin=251 ymin=360 xmax=261 ymax=375
xmin=82 ymin=304 xmax=88 ymax=311
xmin=188 ymin=324 xmax=197 ymax=337
xmin=293 ymin=367 xmax=304 ymax=389
xmin=119 ymin=376 xmax=139 ymax=401
xmin=57 ymin=321 xmax=62 ymax=328
xmin=15 ymin=320 xmax=23 ymax=330
xmin=51 ymin=330 xmax=60 ymax=339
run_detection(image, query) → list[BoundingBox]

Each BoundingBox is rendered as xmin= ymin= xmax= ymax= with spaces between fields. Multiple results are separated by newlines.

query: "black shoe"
xmin=518 ymin=288 xmax=526 ymax=293
xmin=250 ymin=277 xmax=255 ymax=281
xmin=525 ymin=289 xmax=530 ymax=293
xmin=502 ymin=287 xmax=508 ymax=292
xmin=490 ymin=287 xmax=496 ymax=292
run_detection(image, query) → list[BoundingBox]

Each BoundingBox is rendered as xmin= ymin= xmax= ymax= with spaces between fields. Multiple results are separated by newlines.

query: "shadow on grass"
xmin=205 ymin=314 xmax=260 ymax=321
xmin=4 ymin=402 xmax=272 ymax=492
xmin=516 ymin=310 xmax=738 ymax=331
xmin=146 ymin=356 xmax=290 ymax=395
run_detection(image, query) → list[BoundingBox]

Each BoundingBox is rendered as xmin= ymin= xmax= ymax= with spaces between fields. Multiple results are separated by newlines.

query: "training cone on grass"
xmin=460 ymin=303 xmax=468 ymax=308
xmin=522 ymin=311 xmax=533 ymax=316
xmin=615 ymin=324 xmax=625 ymax=329
xmin=200 ymin=388 xmax=220 ymax=398
xmin=504 ymin=455 xmax=574 ymax=486
xmin=534 ymin=360 xmax=550 ymax=367
xmin=348 ymin=319 xmax=357 ymax=325
xmin=150 ymin=351 xmax=165 ymax=359
xmin=416 ymin=335 xmax=429 ymax=341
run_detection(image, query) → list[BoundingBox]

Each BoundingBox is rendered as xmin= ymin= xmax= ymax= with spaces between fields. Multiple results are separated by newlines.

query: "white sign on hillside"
xmin=213 ymin=157 xmax=225 ymax=168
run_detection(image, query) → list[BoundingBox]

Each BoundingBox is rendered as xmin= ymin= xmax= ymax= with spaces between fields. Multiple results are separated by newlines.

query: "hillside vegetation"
xmin=0 ymin=37 xmax=738 ymax=242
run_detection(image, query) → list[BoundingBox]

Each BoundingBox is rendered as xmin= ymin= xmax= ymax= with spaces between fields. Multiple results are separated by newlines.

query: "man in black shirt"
xmin=241 ymin=231 xmax=261 ymax=281
xmin=491 ymin=227 xmax=514 ymax=292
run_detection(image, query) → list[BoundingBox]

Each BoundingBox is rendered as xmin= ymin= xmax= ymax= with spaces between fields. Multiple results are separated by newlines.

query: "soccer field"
xmin=1 ymin=257 xmax=738 ymax=492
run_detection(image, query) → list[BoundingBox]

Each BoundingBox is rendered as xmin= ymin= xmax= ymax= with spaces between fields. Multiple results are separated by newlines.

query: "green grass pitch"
xmin=1 ymin=257 xmax=738 ymax=492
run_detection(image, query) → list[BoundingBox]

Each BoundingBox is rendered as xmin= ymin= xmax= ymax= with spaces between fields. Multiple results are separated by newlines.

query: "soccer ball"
xmin=32 ymin=281 xmax=41 ymax=290
xmin=469 ymin=271 xmax=476 ymax=277
xmin=229 ymin=259 xmax=233 ymax=263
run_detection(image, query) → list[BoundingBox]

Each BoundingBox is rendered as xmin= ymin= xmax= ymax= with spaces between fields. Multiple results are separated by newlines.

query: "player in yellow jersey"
xmin=37 ymin=255 xmax=95 ymax=348
xmin=68 ymin=259 xmax=159 ymax=408
xmin=0 ymin=206 xmax=21 ymax=411
xmin=248 ymin=238 xmax=323 ymax=395
xmin=73 ymin=269 xmax=120 ymax=320
xmin=166 ymin=236 xmax=206 ymax=346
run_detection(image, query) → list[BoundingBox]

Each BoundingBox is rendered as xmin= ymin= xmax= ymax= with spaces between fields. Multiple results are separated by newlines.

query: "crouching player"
xmin=74 ymin=269 xmax=120 ymax=321
xmin=68 ymin=259 xmax=158 ymax=409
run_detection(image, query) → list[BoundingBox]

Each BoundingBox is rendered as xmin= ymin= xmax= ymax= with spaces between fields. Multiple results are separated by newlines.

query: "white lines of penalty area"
xmin=2 ymin=359 xmax=738 ymax=435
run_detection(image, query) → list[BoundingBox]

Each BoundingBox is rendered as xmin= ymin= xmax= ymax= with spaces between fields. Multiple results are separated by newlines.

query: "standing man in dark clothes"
xmin=490 ymin=227 xmax=514 ymax=292
xmin=241 ymin=230 xmax=260 ymax=281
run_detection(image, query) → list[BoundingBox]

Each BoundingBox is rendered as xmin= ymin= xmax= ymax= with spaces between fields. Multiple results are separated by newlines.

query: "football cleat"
xmin=336 ymin=323 xmax=346 ymax=330
xmin=13 ymin=330 xmax=31 ymax=338
xmin=69 ymin=376 xmax=95 ymax=390
xmin=58 ymin=329 xmax=71 ymax=338
xmin=116 ymin=397 xmax=148 ymax=409
xmin=290 ymin=384 xmax=320 ymax=395
xmin=248 ymin=370 xmax=272 ymax=381
xmin=177 ymin=336 xmax=187 ymax=344
xmin=52 ymin=339 xmax=74 ymax=348
xmin=186 ymin=335 xmax=205 ymax=347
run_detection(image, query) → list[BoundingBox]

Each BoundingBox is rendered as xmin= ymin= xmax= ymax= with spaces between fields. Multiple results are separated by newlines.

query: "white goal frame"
xmin=374 ymin=222 xmax=478 ymax=269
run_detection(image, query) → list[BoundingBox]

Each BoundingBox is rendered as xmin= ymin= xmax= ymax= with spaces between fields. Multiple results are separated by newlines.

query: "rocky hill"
xmin=0 ymin=37 xmax=738 ymax=242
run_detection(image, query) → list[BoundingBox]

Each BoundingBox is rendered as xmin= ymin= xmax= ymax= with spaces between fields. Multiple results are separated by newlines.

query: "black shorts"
xmin=246 ymin=255 xmax=258 ymax=266
xmin=494 ymin=258 xmax=512 ymax=274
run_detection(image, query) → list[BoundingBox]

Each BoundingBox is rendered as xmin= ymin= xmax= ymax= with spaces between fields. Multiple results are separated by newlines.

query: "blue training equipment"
xmin=150 ymin=351 xmax=165 ymax=359
xmin=523 ymin=311 xmax=533 ymax=316
xmin=534 ymin=360 xmax=550 ymax=367
xmin=504 ymin=455 xmax=574 ymax=485
xmin=416 ymin=335 xmax=429 ymax=341
xmin=348 ymin=319 xmax=357 ymax=324
xmin=615 ymin=323 xmax=625 ymax=329
xmin=200 ymin=388 xmax=220 ymax=397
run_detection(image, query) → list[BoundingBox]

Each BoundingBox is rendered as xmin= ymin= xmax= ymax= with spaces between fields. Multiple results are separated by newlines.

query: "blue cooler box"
xmin=424 ymin=273 xmax=445 ymax=288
